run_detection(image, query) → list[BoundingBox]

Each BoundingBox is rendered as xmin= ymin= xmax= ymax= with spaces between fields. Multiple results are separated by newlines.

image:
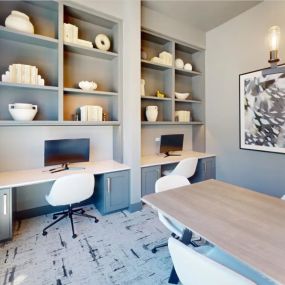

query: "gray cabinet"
xmin=141 ymin=166 xmax=161 ymax=197
xmin=191 ymin=157 xmax=216 ymax=183
xmin=94 ymin=170 xmax=129 ymax=215
xmin=0 ymin=188 xmax=12 ymax=242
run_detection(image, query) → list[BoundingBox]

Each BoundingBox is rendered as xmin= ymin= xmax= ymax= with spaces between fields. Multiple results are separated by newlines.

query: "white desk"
xmin=0 ymin=160 xmax=130 ymax=242
xmin=0 ymin=160 xmax=130 ymax=189
xmin=141 ymin=150 xmax=215 ymax=167
xmin=142 ymin=179 xmax=285 ymax=285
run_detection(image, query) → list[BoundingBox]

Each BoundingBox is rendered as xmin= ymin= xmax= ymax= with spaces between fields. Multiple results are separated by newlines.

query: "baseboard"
xmin=128 ymin=202 xmax=142 ymax=213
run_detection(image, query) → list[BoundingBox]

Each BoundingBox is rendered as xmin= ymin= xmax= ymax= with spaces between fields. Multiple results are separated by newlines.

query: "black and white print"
xmin=240 ymin=69 xmax=285 ymax=153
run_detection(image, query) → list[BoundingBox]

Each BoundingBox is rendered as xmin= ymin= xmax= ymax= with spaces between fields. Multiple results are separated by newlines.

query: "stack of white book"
xmin=64 ymin=23 xmax=93 ymax=48
xmin=1 ymin=64 xmax=45 ymax=85
xmin=80 ymin=105 xmax=103 ymax=122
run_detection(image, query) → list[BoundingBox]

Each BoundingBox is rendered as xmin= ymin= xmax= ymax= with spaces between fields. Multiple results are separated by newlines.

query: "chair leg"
xmin=73 ymin=212 xmax=99 ymax=223
xmin=151 ymin=241 xmax=168 ymax=253
xmin=68 ymin=209 xmax=77 ymax=239
xmin=42 ymin=213 xmax=68 ymax=236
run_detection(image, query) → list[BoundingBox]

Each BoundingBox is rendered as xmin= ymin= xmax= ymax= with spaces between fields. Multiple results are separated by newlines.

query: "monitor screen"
xmin=44 ymin=138 xmax=90 ymax=167
xmin=160 ymin=134 xmax=184 ymax=155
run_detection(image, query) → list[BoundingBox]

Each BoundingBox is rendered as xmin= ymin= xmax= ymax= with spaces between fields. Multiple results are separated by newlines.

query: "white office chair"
xmin=151 ymin=175 xmax=199 ymax=253
xmin=162 ymin=157 xmax=198 ymax=178
xmin=281 ymin=195 xmax=285 ymax=200
xmin=168 ymin=237 xmax=274 ymax=285
xmin=42 ymin=173 xmax=98 ymax=239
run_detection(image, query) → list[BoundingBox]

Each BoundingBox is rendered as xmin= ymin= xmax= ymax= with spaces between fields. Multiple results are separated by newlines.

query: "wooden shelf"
xmin=141 ymin=60 xmax=172 ymax=71
xmin=0 ymin=26 xmax=58 ymax=49
xmin=141 ymin=121 xmax=204 ymax=126
xmin=175 ymin=99 xmax=202 ymax=103
xmin=0 ymin=82 xmax=58 ymax=91
xmin=141 ymin=96 xmax=172 ymax=101
xmin=175 ymin=68 xmax=201 ymax=77
xmin=64 ymin=88 xmax=118 ymax=96
xmin=64 ymin=43 xmax=118 ymax=60
xmin=61 ymin=121 xmax=120 ymax=126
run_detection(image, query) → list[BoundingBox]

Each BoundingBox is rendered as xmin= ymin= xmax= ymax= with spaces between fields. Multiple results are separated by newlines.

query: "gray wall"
xmin=206 ymin=1 xmax=285 ymax=197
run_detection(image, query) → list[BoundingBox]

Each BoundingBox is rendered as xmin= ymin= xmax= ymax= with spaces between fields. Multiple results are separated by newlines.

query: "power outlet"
xmin=155 ymin=137 xmax=160 ymax=142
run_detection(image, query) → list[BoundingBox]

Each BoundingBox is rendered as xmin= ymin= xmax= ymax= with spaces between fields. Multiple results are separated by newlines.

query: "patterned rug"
xmin=0 ymin=206 xmax=174 ymax=285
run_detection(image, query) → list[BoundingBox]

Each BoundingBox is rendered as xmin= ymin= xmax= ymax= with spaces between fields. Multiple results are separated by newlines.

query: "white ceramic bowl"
xmin=79 ymin=81 xmax=98 ymax=91
xmin=175 ymin=92 xmax=189 ymax=100
xmin=13 ymin=103 xmax=34 ymax=109
xmin=9 ymin=105 xmax=37 ymax=121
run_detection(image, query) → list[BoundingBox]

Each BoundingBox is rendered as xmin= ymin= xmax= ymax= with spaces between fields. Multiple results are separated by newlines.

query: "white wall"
xmin=206 ymin=1 xmax=285 ymax=197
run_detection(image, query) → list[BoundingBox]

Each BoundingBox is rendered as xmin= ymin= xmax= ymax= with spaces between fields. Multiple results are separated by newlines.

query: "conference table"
xmin=142 ymin=179 xmax=285 ymax=285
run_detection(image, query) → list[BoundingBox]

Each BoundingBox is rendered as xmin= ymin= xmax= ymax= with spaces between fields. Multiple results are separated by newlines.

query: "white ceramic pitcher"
xmin=146 ymin=105 xmax=158 ymax=122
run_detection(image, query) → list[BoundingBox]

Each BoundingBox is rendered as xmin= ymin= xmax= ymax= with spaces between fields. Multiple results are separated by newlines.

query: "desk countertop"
xmin=0 ymin=160 xmax=130 ymax=189
xmin=141 ymin=151 xmax=215 ymax=168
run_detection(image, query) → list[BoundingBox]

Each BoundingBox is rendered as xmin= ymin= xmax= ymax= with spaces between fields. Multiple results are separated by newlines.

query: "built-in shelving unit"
xmin=0 ymin=1 xmax=122 ymax=126
xmin=141 ymin=29 xmax=205 ymax=153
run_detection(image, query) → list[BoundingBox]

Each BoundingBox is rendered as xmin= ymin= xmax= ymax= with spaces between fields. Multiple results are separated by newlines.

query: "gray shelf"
xmin=141 ymin=60 xmax=172 ymax=71
xmin=64 ymin=43 xmax=118 ymax=60
xmin=141 ymin=121 xmax=204 ymax=125
xmin=0 ymin=120 xmax=120 ymax=126
xmin=175 ymin=68 xmax=201 ymax=77
xmin=0 ymin=82 xmax=58 ymax=91
xmin=0 ymin=26 xmax=58 ymax=49
xmin=175 ymin=99 xmax=202 ymax=103
xmin=64 ymin=88 xmax=118 ymax=96
xmin=141 ymin=96 xmax=172 ymax=101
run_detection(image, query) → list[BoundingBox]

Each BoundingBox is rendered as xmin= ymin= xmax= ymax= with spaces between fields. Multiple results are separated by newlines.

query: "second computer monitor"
xmin=160 ymin=134 xmax=184 ymax=157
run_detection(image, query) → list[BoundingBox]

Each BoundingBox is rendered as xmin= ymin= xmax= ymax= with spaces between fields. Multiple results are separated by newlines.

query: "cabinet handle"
xmin=107 ymin=178 xmax=111 ymax=194
xmin=204 ymin=162 xmax=207 ymax=174
xmin=3 ymin=194 xmax=7 ymax=215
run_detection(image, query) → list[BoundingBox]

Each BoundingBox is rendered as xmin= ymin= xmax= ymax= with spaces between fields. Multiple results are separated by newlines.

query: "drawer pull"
xmin=3 ymin=194 xmax=7 ymax=215
xmin=107 ymin=178 xmax=111 ymax=194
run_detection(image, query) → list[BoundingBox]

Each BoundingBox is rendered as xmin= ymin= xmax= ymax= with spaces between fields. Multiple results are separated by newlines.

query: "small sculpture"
xmin=95 ymin=34 xmax=111 ymax=51
xmin=175 ymin=58 xmax=184 ymax=69
xmin=184 ymin=63 xmax=193 ymax=71
xmin=141 ymin=79 xmax=145 ymax=96
xmin=141 ymin=49 xmax=147 ymax=60
xmin=5 ymin=10 xmax=34 ymax=34
xmin=78 ymin=81 xmax=97 ymax=91
xmin=156 ymin=90 xmax=165 ymax=98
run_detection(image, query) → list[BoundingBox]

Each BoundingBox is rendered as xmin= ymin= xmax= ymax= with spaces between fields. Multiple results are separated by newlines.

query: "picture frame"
xmin=239 ymin=67 xmax=285 ymax=154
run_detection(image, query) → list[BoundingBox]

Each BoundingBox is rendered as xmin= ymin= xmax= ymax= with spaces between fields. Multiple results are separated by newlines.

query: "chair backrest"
xmin=46 ymin=173 xmax=95 ymax=206
xmin=171 ymin=157 xmax=198 ymax=178
xmin=155 ymin=175 xmax=190 ymax=193
xmin=281 ymin=195 xmax=285 ymax=200
xmin=168 ymin=237 xmax=256 ymax=285
xmin=155 ymin=175 xmax=190 ymax=236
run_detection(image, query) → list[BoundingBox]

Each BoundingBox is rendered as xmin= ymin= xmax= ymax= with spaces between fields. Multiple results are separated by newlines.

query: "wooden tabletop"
xmin=142 ymin=179 xmax=285 ymax=285
xmin=0 ymin=160 xmax=130 ymax=189
xmin=141 ymin=150 xmax=215 ymax=167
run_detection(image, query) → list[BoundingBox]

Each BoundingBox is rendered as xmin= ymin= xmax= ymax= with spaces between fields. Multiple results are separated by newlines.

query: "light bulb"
xmin=268 ymin=25 xmax=280 ymax=64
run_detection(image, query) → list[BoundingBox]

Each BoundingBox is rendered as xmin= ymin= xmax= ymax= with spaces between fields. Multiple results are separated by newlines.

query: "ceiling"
xmin=142 ymin=1 xmax=261 ymax=32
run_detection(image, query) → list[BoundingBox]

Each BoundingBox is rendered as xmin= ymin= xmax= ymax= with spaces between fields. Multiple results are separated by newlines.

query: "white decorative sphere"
xmin=175 ymin=58 xmax=184 ymax=69
xmin=184 ymin=63 xmax=193 ymax=71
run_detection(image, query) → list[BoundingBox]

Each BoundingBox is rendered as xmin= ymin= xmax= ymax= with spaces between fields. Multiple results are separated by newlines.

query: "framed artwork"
xmin=239 ymin=67 xmax=285 ymax=153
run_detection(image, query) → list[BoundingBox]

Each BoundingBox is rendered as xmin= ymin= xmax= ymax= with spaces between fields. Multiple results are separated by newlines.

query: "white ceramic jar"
xmin=146 ymin=106 xmax=158 ymax=122
xmin=5 ymin=10 xmax=34 ymax=34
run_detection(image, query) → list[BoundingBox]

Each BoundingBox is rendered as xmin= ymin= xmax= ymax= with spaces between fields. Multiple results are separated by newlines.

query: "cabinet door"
xmin=105 ymin=171 xmax=129 ymax=213
xmin=0 ymin=188 xmax=12 ymax=242
xmin=190 ymin=157 xmax=216 ymax=183
xmin=141 ymin=166 xmax=161 ymax=197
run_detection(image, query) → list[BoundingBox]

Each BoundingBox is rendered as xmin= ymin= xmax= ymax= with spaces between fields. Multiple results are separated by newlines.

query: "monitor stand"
xmin=50 ymin=163 xmax=85 ymax=173
xmin=164 ymin=152 xmax=182 ymax=158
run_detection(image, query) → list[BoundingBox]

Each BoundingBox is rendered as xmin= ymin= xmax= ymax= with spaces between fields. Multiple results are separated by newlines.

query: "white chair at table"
xmin=168 ymin=237 xmax=274 ymax=285
xmin=42 ymin=173 xmax=99 ymax=239
xmin=151 ymin=175 xmax=199 ymax=253
xmin=162 ymin=157 xmax=198 ymax=178
xmin=282 ymin=195 xmax=285 ymax=200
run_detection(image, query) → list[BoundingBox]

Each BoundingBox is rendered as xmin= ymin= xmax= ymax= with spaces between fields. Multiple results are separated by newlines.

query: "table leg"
xmin=168 ymin=229 xmax=192 ymax=284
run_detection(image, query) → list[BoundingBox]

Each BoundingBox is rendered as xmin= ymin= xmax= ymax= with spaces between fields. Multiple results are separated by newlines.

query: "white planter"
xmin=5 ymin=10 xmax=34 ymax=34
xmin=146 ymin=106 xmax=158 ymax=122
xmin=9 ymin=104 xmax=37 ymax=121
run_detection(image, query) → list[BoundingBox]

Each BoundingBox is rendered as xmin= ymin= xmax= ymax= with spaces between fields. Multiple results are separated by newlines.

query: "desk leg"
xmin=168 ymin=229 xmax=192 ymax=284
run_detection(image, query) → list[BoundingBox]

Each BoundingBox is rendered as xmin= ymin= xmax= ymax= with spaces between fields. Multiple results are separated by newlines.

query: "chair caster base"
xmin=42 ymin=231 xmax=47 ymax=236
xmin=72 ymin=234 xmax=77 ymax=239
xmin=52 ymin=215 xmax=57 ymax=220
xmin=151 ymin=248 xmax=157 ymax=253
xmin=95 ymin=218 xmax=99 ymax=223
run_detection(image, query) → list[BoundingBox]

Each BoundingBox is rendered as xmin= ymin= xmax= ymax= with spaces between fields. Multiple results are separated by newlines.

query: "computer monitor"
xmin=44 ymin=138 xmax=90 ymax=170
xmin=160 ymin=134 xmax=184 ymax=157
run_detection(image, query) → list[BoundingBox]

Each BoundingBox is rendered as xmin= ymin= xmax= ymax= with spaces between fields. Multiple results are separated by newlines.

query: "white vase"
xmin=141 ymin=79 xmax=145 ymax=96
xmin=146 ymin=106 xmax=158 ymax=122
xmin=5 ymin=10 xmax=34 ymax=34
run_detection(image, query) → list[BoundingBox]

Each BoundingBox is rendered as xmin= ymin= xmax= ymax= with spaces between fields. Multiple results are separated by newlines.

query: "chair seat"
xmin=195 ymin=246 xmax=275 ymax=285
